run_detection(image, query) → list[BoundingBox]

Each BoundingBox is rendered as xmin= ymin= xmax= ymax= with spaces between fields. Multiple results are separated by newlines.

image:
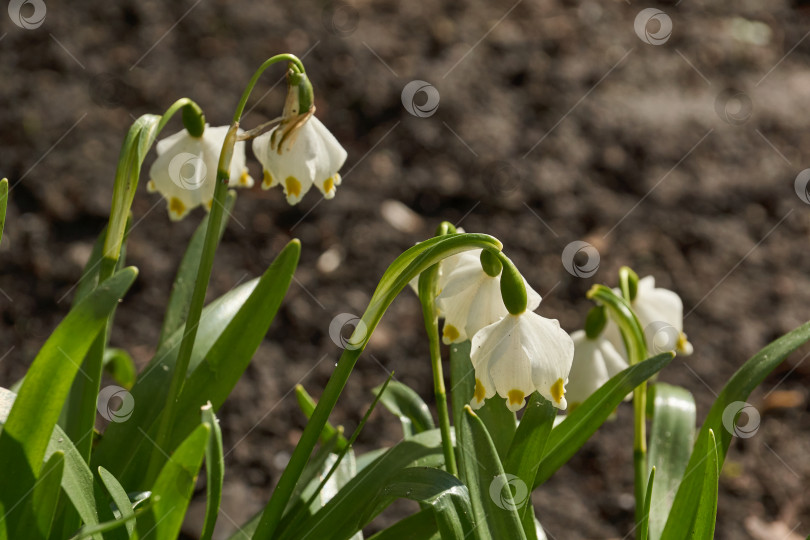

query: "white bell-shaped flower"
xmin=147 ymin=125 xmax=253 ymax=221
xmin=436 ymin=249 xmax=541 ymax=344
xmin=470 ymin=311 xmax=574 ymax=411
xmin=566 ymin=330 xmax=629 ymax=409
xmin=252 ymin=115 xmax=347 ymax=205
xmin=605 ymin=276 xmax=693 ymax=357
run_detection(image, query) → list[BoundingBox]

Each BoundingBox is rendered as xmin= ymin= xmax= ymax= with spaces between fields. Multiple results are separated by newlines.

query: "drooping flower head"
xmin=252 ymin=68 xmax=347 ymax=205
xmin=147 ymin=124 xmax=253 ymax=220
xmin=566 ymin=329 xmax=628 ymax=409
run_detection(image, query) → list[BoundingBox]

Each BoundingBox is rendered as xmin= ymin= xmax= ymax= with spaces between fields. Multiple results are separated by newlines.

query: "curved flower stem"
xmin=586 ymin=283 xmax=649 ymax=523
xmin=418 ymin=263 xmax=458 ymax=477
xmin=144 ymin=55 xmax=304 ymax=484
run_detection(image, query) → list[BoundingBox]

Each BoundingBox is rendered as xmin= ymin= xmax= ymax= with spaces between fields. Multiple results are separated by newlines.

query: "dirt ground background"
xmin=2 ymin=0 xmax=810 ymax=538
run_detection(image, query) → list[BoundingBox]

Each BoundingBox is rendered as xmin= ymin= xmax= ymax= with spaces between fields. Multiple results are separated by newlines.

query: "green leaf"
xmin=0 ymin=178 xmax=9 ymax=247
xmin=68 ymin=504 xmax=149 ymax=540
xmin=662 ymin=321 xmax=810 ymax=536
xmin=366 ymin=509 xmax=439 ymax=540
xmin=359 ymin=468 xmax=475 ymax=539
xmin=476 ymin=397 xmax=516 ymax=460
xmin=373 ymin=380 xmax=435 ymax=438
xmin=254 ymin=233 xmax=502 ymax=540
xmin=158 ymin=191 xmax=237 ymax=348
xmin=27 ymin=451 xmax=65 ymax=538
xmin=200 ymin=403 xmax=224 ymax=540
xmin=459 ymin=406 xmax=526 ymax=540
xmin=0 ymin=268 xmax=137 ymax=533
xmin=134 ymin=423 xmax=210 ymax=540
xmin=98 ymin=467 xmax=134 ymax=536
xmin=286 ymin=429 xmax=446 ymax=540
xmin=294 ymin=385 xmax=348 ymax=451
xmin=639 ymin=467 xmax=655 ymax=540
xmin=690 ymin=430 xmax=718 ymax=539
xmin=450 ymin=340 xmax=474 ymax=446
xmin=102 ymin=348 xmax=136 ymax=390
xmin=533 ymin=352 xmax=674 ymax=488
xmin=646 ymin=383 xmax=695 ymax=540
xmin=504 ymin=393 xmax=555 ymax=539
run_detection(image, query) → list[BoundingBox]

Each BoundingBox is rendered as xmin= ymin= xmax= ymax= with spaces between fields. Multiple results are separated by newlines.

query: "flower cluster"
xmin=147 ymin=71 xmax=347 ymax=220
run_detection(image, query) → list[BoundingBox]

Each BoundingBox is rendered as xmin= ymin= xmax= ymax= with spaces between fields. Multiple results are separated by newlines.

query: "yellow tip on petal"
xmin=262 ymin=170 xmax=275 ymax=189
xmin=285 ymin=176 xmax=302 ymax=198
xmin=550 ymin=378 xmax=565 ymax=405
xmin=239 ymin=169 xmax=253 ymax=187
xmin=507 ymin=389 xmax=525 ymax=408
xmin=169 ymin=197 xmax=186 ymax=219
xmin=443 ymin=324 xmax=460 ymax=343
xmin=324 ymin=176 xmax=334 ymax=193
xmin=147 ymin=180 xmax=157 ymax=193
xmin=474 ymin=378 xmax=486 ymax=404
xmin=205 ymin=199 xmax=213 ymax=211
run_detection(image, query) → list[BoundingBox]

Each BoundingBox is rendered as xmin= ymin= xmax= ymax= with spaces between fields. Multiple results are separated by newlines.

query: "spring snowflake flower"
xmin=566 ymin=330 xmax=628 ymax=408
xmin=470 ymin=311 xmax=574 ymax=411
xmin=147 ymin=125 xmax=253 ymax=220
xmin=605 ymin=275 xmax=693 ymax=357
xmin=436 ymin=249 xmax=541 ymax=344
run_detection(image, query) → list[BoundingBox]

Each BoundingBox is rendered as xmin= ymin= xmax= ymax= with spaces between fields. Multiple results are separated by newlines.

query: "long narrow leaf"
xmin=97 ymin=467 xmax=134 ymax=537
xmin=662 ymin=321 xmax=810 ymax=535
xmin=294 ymin=385 xmax=348 ymax=451
xmin=201 ymin=403 xmax=224 ymax=540
xmin=26 ymin=451 xmax=65 ymax=538
xmin=639 ymin=467 xmax=655 ymax=540
xmin=0 ymin=268 xmax=137 ymax=533
xmin=690 ymin=430 xmax=718 ymax=539
xmin=373 ymin=380 xmax=434 ymax=438
xmin=534 ymin=353 xmax=674 ymax=487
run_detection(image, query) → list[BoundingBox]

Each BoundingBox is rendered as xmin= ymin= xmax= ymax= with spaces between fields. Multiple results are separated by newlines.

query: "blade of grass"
xmin=200 ymin=403 xmax=224 ymax=540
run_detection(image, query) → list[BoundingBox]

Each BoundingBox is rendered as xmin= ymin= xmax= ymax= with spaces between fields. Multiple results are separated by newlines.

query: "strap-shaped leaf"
xmin=450 ymin=341 xmax=474 ymax=447
xmin=459 ymin=406 xmax=526 ymax=540
xmin=690 ymin=430 xmax=718 ymax=539
xmin=98 ymin=467 xmax=134 ymax=534
xmin=373 ymin=381 xmax=435 ymax=438
xmin=646 ymin=383 xmax=695 ymax=540
xmin=662 ymin=321 xmax=810 ymax=536
xmin=476 ymin=392 xmax=516 ymax=460
xmin=134 ymin=423 xmax=210 ymax=540
xmin=639 ymin=467 xmax=655 ymax=540
xmin=200 ymin=403 xmax=224 ymax=540
xmin=534 ymin=353 xmax=674 ymax=487
xmin=0 ymin=268 xmax=137 ymax=534
xmin=26 ymin=451 xmax=65 ymax=538
xmin=294 ymin=385 xmax=348 ymax=451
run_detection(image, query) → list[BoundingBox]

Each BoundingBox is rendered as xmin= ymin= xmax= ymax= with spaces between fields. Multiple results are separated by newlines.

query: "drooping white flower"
xmin=252 ymin=116 xmax=347 ymax=205
xmin=605 ymin=276 xmax=693 ymax=357
xmin=566 ymin=330 xmax=629 ymax=408
xmin=147 ymin=125 xmax=253 ymax=221
xmin=470 ymin=312 xmax=574 ymax=411
xmin=436 ymin=249 xmax=541 ymax=344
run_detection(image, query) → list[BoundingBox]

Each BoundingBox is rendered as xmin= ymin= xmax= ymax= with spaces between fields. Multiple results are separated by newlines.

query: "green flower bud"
xmin=288 ymin=69 xmax=314 ymax=114
xmin=480 ymin=249 xmax=502 ymax=278
xmin=498 ymin=253 xmax=527 ymax=315
xmin=435 ymin=221 xmax=457 ymax=236
xmin=181 ymin=102 xmax=206 ymax=138
xmin=619 ymin=266 xmax=640 ymax=302
xmin=584 ymin=305 xmax=608 ymax=339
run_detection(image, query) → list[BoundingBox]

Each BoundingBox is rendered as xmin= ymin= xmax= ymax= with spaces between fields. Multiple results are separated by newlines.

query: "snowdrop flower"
xmin=566 ymin=330 xmax=628 ymax=409
xmin=436 ymin=249 xmax=541 ymax=344
xmin=147 ymin=125 xmax=253 ymax=221
xmin=470 ymin=312 xmax=574 ymax=411
xmin=252 ymin=71 xmax=347 ymax=205
xmin=605 ymin=276 xmax=693 ymax=357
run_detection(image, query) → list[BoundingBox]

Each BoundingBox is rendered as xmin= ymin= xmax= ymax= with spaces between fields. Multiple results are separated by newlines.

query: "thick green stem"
xmin=419 ymin=265 xmax=458 ymax=477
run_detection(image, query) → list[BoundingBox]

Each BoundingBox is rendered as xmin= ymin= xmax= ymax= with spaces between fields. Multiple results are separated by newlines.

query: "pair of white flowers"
xmin=429 ymin=249 xmax=575 ymax=412
xmin=566 ymin=276 xmax=693 ymax=408
xmin=147 ymin=112 xmax=346 ymax=220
